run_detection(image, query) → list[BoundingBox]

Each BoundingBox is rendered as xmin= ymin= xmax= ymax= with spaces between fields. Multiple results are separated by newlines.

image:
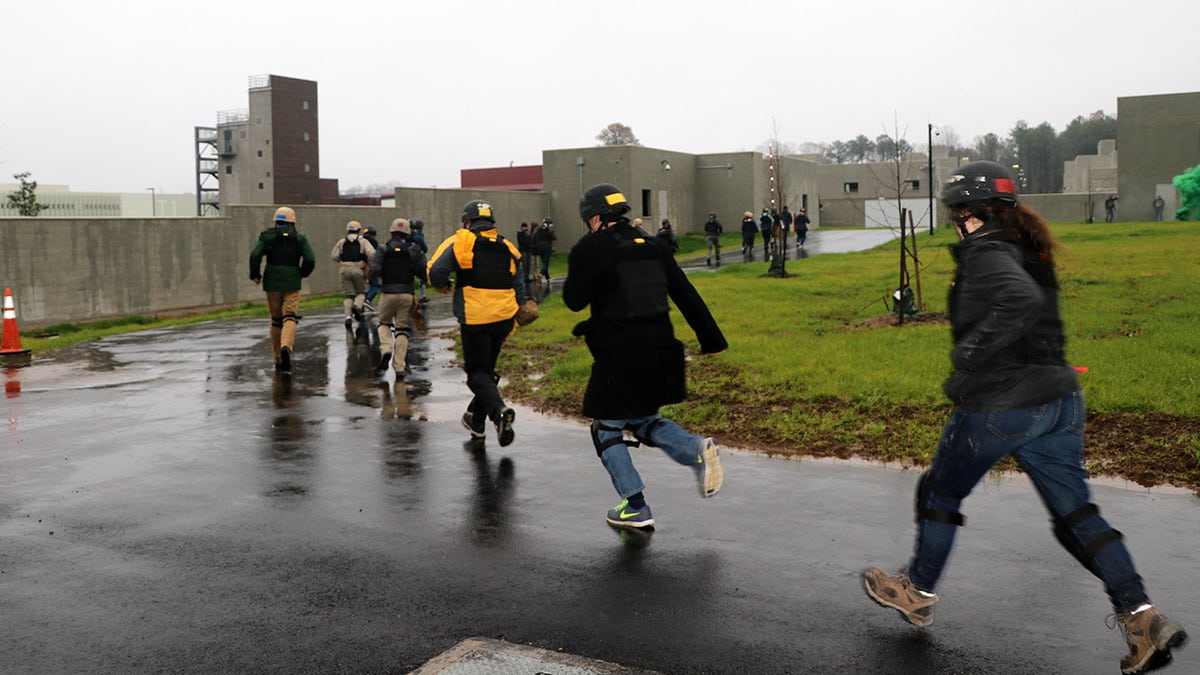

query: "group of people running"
xmin=249 ymin=163 xmax=1187 ymax=675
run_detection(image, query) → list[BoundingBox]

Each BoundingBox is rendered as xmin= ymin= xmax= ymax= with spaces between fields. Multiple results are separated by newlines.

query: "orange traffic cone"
xmin=1 ymin=288 xmax=32 ymax=368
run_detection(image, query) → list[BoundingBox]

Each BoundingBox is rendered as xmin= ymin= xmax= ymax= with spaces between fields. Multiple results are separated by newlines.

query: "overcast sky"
xmin=4 ymin=0 xmax=1196 ymax=195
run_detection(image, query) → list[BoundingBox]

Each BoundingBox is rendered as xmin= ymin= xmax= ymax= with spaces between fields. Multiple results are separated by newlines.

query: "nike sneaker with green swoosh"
xmin=606 ymin=500 xmax=654 ymax=528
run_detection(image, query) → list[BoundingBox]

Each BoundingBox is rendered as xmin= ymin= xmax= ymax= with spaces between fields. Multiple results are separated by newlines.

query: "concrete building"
xmin=196 ymin=75 xmax=321 ymax=215
xmin=1062 ymin=139 xmax=1118 ymax=195
xmin=0 ymin=184 xmax=194 ymax=218
xmin=1117 ymin=91 xmax=1200 ymax=221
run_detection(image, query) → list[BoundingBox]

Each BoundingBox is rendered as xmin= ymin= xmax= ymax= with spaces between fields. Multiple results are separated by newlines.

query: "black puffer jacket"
xmin=563 ymin=221 xmax=727 ymax=419
xmin=944 ymin=226 xmax=1078 ymax=411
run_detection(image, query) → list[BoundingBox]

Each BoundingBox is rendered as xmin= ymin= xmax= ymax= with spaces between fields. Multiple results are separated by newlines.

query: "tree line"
xmin=781 ymin=110 xmax=1118 ymax=194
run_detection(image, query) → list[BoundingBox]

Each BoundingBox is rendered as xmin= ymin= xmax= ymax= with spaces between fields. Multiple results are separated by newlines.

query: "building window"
xmin=257 ymin=150 xmax=263 ymax=157
xmin=907 ymin=180 xmax=920 ymax=190
xmin=240 ymin=130 xmax=246 ymax=139
xmin=255 ymin=117 xmax=262 ymax=125
xmin=304 ymin=164 xmax=311 ymax=173
xmin=641 ymin=189 xmax=651 ymax=217
xmin=843 ymin=182 xmax=859 ymax=193
xmin=258 ymin=182 xmax=264 ymax=190
xmin=225 ymin=166 xmax=232 ymax=174
xmin=302 ymin=100 xmax=309 ymax=110
xmin=303 ymin=132 xmax=310 ymax=142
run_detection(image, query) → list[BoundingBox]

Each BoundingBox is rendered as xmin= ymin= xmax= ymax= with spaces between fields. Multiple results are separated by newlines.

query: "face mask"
xmin=347 ymin=233 xmax=358 ymax=241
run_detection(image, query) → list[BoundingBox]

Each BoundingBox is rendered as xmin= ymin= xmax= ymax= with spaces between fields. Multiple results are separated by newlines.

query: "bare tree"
xmin=595 ymin=123 xmax=641 ymax=146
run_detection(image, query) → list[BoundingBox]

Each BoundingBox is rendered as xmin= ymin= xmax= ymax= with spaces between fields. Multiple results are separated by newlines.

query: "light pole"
xmin=146 ymin=187 xmax=156 ymax=217
xmin=927 ymin=124 xmax=935 ymax=234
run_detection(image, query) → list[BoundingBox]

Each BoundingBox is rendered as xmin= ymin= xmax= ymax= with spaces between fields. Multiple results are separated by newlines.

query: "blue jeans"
xmin=596 ymin=415 xmax=704 ymax=499
xmin=908 ymin=390 xmax=1148 ymax=612
xmin=539 ymin=251 xmax=551 ymax=279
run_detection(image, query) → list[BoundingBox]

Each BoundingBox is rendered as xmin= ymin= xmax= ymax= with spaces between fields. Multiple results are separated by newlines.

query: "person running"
xmin=369 ymin=218 xmax=426 ymax=380
xmin=740 ymin=211 xmax=758 ymax=258
xmin=861 ymin=161 xmax=1187 ymax=675
xmin=427 ymin=200 xmax=529 ymax=447
xmin=703 ymin=211 xmax=722 ymax=265
xmin=248 ymin=207 xmax=316 ymax=373
xmin=330 ymin=221 xmax=376 ymax=329
xmin=563 ymin=183 xmax=728 ymax=530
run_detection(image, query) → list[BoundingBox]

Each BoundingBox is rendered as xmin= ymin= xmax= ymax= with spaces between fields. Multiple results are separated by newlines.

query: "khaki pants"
xmin=266 ymin=290 xmax=300 ymax=362
xmin=340 ymin=262 xmax=367 ymax=318
xmin=377 ymin=293 xmax=415 ymax=372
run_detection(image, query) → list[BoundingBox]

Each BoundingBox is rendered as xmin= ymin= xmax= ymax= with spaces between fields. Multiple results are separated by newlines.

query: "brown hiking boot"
xmin=862 ymin=567 xmax=938 ymax=627
xmin=1111 ymin=605 xmax=1188 ymax=674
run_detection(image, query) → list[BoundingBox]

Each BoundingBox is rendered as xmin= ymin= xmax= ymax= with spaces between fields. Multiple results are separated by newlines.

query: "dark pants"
xmin=461 ymin=319 xmax=514 ymax=425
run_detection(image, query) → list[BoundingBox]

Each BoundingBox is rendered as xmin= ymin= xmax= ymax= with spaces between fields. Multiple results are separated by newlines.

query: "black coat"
xmin=563 ymin=221 xmax=727 ymax=418
xmin=944 ymin=226 xmax=1077 ymax=411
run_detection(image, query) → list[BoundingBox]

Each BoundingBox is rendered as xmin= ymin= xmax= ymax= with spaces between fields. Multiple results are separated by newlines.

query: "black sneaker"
xmin=376 ymin=352 xmax=392 ymax=374
xmin=344 ymin=318 xmax=353 ymax=330
xmin=496 ymin=407 xmax=515 ymax=447
xmin=279 ymin=346 xmax=292 ymax=372
xmin=461 ymin=412 xmax=486 ymax=439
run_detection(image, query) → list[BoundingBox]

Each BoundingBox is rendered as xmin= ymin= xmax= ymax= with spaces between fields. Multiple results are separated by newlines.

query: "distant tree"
xmin=341 ymin=181 xmax=401 ymax=196
xmin=1009 ymin=121 xmax=1060 ymax=193
xmin=873 ymin=134 xmax=912 ymax=162
xmin=971 ymin=132 xmax=1011 ymax=164
xmin=1058 ymin=110 xmax=1118 ymax=160
xmin=596 ymin=122 xmax=641 ymax=146
xmin=847 ymin=135 xmax=875 ymax=163
xmin=6 ymin=172 xmax=46 ymax=217
xmin=823 ymin=140 xmax=850 ymax=164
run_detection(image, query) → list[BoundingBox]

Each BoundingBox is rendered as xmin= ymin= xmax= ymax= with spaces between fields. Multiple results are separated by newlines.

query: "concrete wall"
xmin=390 ymin=187 xmax=551 ymax=246
xmin=1118 ymin=91 xmax=1200 ymax=221
xmin=1 ymin=204 xmax=460 ymax=328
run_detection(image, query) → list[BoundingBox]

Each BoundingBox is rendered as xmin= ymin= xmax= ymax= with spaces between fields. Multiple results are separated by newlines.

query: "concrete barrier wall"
xmin=1 ymin=194 xmax=551 ymax=329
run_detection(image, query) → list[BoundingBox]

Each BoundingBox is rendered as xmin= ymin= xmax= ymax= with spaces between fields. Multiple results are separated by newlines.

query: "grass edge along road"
xmin=501 ymin=222 xmax=1200 ymax=494
xmin=16 ymin=223 xmax=1200 ymax=493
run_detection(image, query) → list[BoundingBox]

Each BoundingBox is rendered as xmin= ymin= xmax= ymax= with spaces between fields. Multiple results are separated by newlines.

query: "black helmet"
xmin=411 ymin=219 xmax=424 ymax=230
xmin=942 ymin=161 xmax=1019 ymax=207
xmin=363 ymin=225 xmax=377 ymax=236
xmin=461 ymin=199 xmax=495 ymax=223
xmin=579 ymin=183 xmax=630 ymax=223
xmin=543 ymin=216 xmax=553 ymax=225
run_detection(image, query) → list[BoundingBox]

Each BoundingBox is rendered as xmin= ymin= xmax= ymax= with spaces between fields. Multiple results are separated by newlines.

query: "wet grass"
xmin=503 ymin=221 xmax=1200 ymax=490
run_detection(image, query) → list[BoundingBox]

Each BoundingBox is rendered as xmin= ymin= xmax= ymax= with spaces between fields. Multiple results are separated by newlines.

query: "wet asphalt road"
xmin=2 ymin=230 xmax=1196 ymax=674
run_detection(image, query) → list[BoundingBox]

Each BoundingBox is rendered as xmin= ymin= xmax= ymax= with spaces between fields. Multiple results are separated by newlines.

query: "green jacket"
xmin=249 ymin=225 xmax=316 ymax=292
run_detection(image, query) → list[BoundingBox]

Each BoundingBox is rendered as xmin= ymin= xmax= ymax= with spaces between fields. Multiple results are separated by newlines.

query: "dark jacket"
xmin=656 ymin=227 xmax=679 ymax=252
xmin=369 ymin=236 xmax=427 ymax=294
xmin=249 ymin=225 xmax=316 ymax=292
xmin=703 ymin=216 xmax=722 ymax=238
xmin=741 ymin=216 xmax=758 ymax=237
xmin=563 ymin=220 xmax=727 ymax=418
xmin=532 ymin=225 xmax=556 ymax=254
xmin=410 ymin=229 xmax=428 ymax=254
xmin=794 ymin=212 xmax=810 ymax=233
xmin=943 ymin=226 xmax=1077 ymax=411
xmin=517 ymin=228 xmax=532 ymax=253
xmin=759 ymin=212 xmax=772 ymax=235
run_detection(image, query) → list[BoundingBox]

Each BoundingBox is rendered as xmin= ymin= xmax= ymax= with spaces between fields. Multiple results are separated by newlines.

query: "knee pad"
xmin=1052 ymin=504 xmax=1123 ymax=571
xmin=590 ymin=420 xmax=633 ymax=458
xmin=379 ymin=321 xmax=394 ymax=330
xmin=270 ymin=318 xmax=284 ymax=328
xmin=915 ymin=471 xmax=965 ymax=526
xmin=395 ymin=325 xmax=411 ymax=339
xmin=281 ymin=313 xmax=300 ymax=325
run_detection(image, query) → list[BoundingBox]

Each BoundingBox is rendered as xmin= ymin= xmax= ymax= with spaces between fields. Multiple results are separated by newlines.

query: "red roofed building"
xmin=461 ymin=165 xmax=543 ymax=191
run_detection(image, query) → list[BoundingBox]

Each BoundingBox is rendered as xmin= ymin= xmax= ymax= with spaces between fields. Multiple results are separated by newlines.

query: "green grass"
xmin=502 ymin=221 xmax=1200 ymax=467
